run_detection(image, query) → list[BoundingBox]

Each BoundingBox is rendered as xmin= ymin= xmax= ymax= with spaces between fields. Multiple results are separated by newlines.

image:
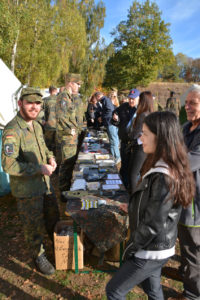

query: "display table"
xmin=64 ymin=129 xmax=129 ymax=272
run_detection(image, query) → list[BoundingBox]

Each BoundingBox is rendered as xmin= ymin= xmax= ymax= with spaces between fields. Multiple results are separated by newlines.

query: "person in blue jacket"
xmin=94 ymin=91 xmax=120 ymax=163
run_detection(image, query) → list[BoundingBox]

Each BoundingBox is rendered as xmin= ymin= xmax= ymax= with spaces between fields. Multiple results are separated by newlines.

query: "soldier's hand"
xmin=48 ymin=157 xmax=57 ymax=171
xmin=113 ymin=113 xmax=119 ymax=121
xmin=41 ymin=164 xmax=54 ymax=176
xmin=71 ymin=128 xmax=76 ymax=136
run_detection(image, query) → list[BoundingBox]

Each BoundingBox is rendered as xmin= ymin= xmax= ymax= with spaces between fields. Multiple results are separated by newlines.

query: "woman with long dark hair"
xmin=106 ymin=111 xmax=195 ymax=300
xmin=86 ymin=93 xmax=101 ymax=129
xmin=128 ymin=91 xmax=154 ymax=194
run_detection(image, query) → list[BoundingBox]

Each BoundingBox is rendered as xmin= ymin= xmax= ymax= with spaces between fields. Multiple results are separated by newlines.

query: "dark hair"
xmin=49 ymin=86 xmax=57 ymax=93
xmin=89 ymin=93 xmax=97 ymax=104
xmin=133 ymin=91 xmax=154 ymax=128
xmin=141 ymin=111 xmax=195 ymax=208
xmin=94 ymin=91 xmax=103 ymax=98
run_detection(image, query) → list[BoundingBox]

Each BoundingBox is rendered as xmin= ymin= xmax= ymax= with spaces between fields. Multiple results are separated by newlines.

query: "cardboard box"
xmin=54 ymin=220 xmax=84 ymax=270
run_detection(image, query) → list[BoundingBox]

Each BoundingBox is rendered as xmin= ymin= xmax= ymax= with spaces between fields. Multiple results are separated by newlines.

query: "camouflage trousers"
xmin=59 ymin=137 xmax=77 ymax=192
xmin=16 ymin=191 xmax=60 ymax=258
xmin=44 ymin=129 xmax=56 ymax=157
xmin=76 ymin=130 xmax=86 ymax=158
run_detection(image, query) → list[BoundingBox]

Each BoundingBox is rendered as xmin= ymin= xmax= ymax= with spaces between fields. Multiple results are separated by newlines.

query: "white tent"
xmin=0 ymin=59 xmax=22 ymax=129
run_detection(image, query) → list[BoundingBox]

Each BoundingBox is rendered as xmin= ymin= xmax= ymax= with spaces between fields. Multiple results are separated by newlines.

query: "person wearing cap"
xmin=43 ymin=85 xmax=58 ymax=157
xmin=2 ymin=87 xmax=60 ymax=275
xmin=56 ymin=73 xmax=79 ymax=197
xmin=71 ymin=76 xmax=86 ymax=155
xmin=112 ymin=88 xmax=139 ymax=189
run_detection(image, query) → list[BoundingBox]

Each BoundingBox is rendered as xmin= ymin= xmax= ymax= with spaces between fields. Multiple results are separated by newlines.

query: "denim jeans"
xmin=106 ymin=256 xmax=168 ymax=300
xmin=107 ymin=124 xmax=120 ymax=160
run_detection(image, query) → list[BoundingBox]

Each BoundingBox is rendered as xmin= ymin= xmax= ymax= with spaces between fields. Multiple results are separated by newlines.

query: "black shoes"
xmin=35 ymin=253 xmax=55 ymax=275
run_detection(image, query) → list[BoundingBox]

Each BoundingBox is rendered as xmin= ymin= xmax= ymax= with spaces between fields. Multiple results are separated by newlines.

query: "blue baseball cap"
xmin=128 ymin=88 xmax=140 ymax=99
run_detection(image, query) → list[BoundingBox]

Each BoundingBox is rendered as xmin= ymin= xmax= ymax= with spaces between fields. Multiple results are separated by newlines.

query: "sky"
xmin=97 ymin=0 xmax=200 ymax=59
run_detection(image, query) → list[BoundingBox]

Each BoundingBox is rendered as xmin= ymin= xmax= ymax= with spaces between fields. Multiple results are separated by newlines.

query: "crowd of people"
xmin=1 ymin=74 xmax=200 ymax=299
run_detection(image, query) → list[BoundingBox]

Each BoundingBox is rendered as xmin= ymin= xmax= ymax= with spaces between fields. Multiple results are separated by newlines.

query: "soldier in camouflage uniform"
xmin=43 ymin=86 xmax=58 ymax=157
xmin=72 ymin=79 xmax=86 ymax=155
xmin=2 ymin=87 xmax=60 ymax=275
xmin=165 ymin=91 xmax=181 ymax=117
xmin=56 ymin=74 xmax=81 ymax=197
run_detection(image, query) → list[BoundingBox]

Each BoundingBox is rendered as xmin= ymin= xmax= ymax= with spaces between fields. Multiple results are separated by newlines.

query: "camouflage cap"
xmin=65 ymin=73 xmax=83 ymax=84
xmin=20 ymin=87 xmax=43 ymax=103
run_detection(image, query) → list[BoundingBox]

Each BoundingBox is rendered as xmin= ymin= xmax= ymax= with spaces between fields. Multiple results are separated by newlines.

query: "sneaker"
xmin=35 ymin=253 xmax=55 ymax=275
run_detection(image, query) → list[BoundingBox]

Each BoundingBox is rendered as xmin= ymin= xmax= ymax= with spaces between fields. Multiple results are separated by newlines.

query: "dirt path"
xmin=0 ymin=191 xmax=183 ymax=300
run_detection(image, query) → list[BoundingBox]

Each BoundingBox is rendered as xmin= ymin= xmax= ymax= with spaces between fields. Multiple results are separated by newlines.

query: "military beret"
xmin=20 ymin=87 xmax=43 ymax=103
xmin=65 ymin=73 xmax=83 ymax=84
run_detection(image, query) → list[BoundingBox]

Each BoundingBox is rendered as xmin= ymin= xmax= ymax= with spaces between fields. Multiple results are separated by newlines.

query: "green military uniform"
xmin=2 ymin=88 xmax=60 ymax=259
xmin=73 ymin=93 xmax=86 ymax=154
xmin=43 ymin=94 xmax=57 ymax=156
xmin=166 ymin=96 xmax=181 ymax=117
xmin=56 ymin=88 xmax=78 ymax=192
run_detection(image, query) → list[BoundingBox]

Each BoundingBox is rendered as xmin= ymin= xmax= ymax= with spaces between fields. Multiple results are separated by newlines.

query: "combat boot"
xmin=35 ymin=253 xmax=55 ymax=275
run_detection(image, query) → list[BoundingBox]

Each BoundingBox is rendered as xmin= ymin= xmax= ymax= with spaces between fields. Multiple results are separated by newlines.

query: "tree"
xmin=104 ymin=0 xmax=174 ymax=89
xmin=0 ymin=0 xmax=19 ymax=69
xmin=159 ymin=55 xmax=181 ymax=82
xmin=78 ymin=0 xmax=112 ymax=96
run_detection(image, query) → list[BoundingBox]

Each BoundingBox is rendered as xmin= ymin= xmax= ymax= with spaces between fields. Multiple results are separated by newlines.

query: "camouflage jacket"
xmin=56 ymin=88 xmax=78 ymax=135
xmin=73 ymin=94 xmax=85 ymax=130
xmin=43 ymin=95 xmax=57 ymax=130
xmin=2 ymin=112 xmax=54 ymax=197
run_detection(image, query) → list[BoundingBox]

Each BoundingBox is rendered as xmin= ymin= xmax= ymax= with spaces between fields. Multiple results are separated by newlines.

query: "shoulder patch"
xmin=4 ymin=144 xmax=14 ymax=156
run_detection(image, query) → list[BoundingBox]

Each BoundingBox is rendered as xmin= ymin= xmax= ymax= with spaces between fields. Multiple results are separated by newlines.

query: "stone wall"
xmin=137 ymin=82 xmax=191 ymax=107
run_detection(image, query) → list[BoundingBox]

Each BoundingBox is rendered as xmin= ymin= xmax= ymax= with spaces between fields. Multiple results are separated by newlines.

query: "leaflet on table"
xmin=94 ymin=154 xmax=110 ymax=160
xmin=102 ymin=184 xmax=120 ymax=190
xmin=105 ymin=179 xmax=122 ymax=185
xmin=70 ymin=179 xmax=87 ymax=191
xmin=107 ymin=174 xmax=120 ymax=180
xmin=86 ymin=182 xmax=100 ymax=191
xmin=96 ymin=160 xmax=115 ymax=167
xmin=79 ymin=164 xmax=99 ymax=170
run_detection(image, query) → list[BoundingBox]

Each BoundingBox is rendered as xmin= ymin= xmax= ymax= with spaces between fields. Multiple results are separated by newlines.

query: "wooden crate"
xmin=54 ymin=220 xmax=84 ymax=270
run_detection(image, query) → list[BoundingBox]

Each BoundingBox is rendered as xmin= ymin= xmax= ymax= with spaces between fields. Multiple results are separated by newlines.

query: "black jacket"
xmin=123 ymin=164 xmax=182 ymax=260
xmin=111 ymin=102 xmax=137 ymax=142
xmin=179 ymin=121 xmax=200 ymax=226
xmin=99 ymin=96 xmax=114 ymax=127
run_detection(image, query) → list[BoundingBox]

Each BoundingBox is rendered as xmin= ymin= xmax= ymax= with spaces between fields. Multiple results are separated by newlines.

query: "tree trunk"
xmin=11 ymin=29 xmax=19 ymax=74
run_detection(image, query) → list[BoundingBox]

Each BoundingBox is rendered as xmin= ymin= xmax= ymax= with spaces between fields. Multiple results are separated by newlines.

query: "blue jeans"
xmin=107 ymin=124 xmax=120 ymax=160
xmin=106 ymin=256 xmax=168 ymax=300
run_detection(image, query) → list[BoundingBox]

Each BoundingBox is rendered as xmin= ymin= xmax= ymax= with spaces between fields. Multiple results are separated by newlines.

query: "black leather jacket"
xmin=123 ymin=168 xmax=182 ymax=260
